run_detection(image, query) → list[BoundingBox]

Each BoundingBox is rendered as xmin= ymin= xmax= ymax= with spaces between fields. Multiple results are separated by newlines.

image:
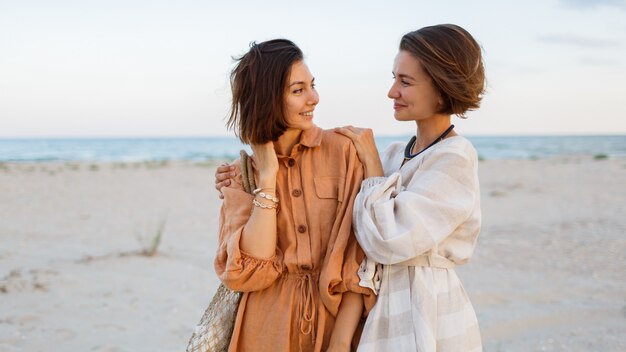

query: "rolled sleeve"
xmin=319 ymin=141 xmax=376 ymax=316
xmin=353 ymin=147 xmax=479 ymax=265
xmin=214 ymin=186 xmax=283 ymax=292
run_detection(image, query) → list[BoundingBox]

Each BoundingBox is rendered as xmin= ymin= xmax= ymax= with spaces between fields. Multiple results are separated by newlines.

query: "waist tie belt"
xmin=397 ymin=253 xmax=456 ymax=269
xmin=290 ymin=270 xmax=318 ymax=349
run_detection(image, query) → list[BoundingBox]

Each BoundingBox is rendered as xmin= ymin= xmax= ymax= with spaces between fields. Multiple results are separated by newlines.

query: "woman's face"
xmin=283 ymin=61 xmax=319 ymax=131
xmin=387 ymin=50 xmax=443 ymax=122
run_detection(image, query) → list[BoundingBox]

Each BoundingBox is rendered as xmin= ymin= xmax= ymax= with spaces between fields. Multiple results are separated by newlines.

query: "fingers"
xmin=215 ymin=170 xmax=236 ymax=183
xmin=334 ymin=126 xmax=358 ymax=141
xmin=215 ymin=179 xmax=231 ymax=192
xmin=214 ymin=164 xmax=237 ymax=184
xmin=216 ymin=163 xmax=229 ymax=171
xmin=215 ymin=163 xmax=234 ymax=174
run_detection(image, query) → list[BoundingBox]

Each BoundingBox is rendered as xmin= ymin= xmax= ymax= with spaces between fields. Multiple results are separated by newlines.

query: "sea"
xmin=0 ymin=135 xmax=625 ymax=163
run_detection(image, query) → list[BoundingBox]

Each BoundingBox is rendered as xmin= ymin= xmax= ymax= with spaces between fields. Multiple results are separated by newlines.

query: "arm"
xmin=326 ymin=292 xmax=363 ymax=352
xmin=214 ymin=142 xmax=283 ymax=291
xmin=318 ymin=139 xmax=376 ymax=346
xmin=354 ymin=145 xmax=479 ymax=264
xmin=239 ymin=142 xmax=279 ymax=258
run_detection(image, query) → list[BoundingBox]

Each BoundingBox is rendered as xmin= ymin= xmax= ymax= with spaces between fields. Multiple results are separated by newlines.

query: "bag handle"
xmin=239 ymin=150 xmax=257 ymax=194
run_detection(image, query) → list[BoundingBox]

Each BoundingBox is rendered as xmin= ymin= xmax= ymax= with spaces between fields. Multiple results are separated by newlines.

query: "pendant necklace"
xmin=404 ymin=124 xmax=455 ymax=161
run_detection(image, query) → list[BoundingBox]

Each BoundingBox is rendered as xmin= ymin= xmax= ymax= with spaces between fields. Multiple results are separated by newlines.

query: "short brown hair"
xmin=400 ymin=24 xmax=485 ymax=118
xmin=227 ymin=39 xmax=303 ymax=144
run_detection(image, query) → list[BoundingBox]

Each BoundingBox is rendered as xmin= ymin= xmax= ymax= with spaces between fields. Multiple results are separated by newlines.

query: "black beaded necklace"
xmin=404 ymin=124 xmax=455 ymax=161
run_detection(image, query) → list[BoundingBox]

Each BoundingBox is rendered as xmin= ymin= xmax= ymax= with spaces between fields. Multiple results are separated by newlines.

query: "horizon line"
xmin=1 ymin=132 xmax=626 ymax=140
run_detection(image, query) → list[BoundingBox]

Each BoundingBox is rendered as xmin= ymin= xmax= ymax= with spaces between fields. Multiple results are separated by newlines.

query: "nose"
xmin=308 ymin=88 xmax=319 ymax=106
xmin=388 ymin=82 xmax=399 ymax=99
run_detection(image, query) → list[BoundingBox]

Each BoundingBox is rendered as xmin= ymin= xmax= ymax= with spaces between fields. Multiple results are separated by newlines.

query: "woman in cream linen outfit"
xmin=215 ymin=39 xmax=374 ymax=352
xmin=335 ymin=24 xmax=485 ymax=351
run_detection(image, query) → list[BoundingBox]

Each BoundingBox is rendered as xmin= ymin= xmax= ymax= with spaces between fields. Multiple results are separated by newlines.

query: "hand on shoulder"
xmin=334 ymin=126 xmax=384 ymax=178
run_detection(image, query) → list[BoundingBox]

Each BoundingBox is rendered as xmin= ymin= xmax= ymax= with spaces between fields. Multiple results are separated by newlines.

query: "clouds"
xmin=535 ymin=33 xmax=624 ymax=66
xmin=536 ymin=34 xmax=621 ymax=48
xmin=579 ymin=56 xmax=623 ymax=65
xmin=560 ymin=0 xmax=626 ymax=10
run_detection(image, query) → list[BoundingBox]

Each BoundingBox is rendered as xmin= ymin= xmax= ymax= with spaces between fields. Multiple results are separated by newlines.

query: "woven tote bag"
xmin=186 ymin=284 xmax=242 ymax=352
xmin=186 ymin=150 xmax=256 ymax=352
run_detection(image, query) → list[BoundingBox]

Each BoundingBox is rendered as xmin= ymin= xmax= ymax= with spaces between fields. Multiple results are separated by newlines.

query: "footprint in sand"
xmin=55 ymin=328 xmax=76 ymax=341
xmin=489 ymin=190 xmax=506 ymax=197
xmin=17 ymin=314 xmax=41 ymax=326
xmin=90 ymin=346 xmax=129 ymax=352
xmin=93 ymin=323 xmax=126 ymax=332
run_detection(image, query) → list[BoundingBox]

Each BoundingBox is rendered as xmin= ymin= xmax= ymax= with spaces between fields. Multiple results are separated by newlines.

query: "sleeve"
xmin=213 ymin=182 xmax=283 ymax=293
xmin=319 ymin=142 xmax=377 ymax=317
xmin=353 ymin=146 xmax=479 ymax=265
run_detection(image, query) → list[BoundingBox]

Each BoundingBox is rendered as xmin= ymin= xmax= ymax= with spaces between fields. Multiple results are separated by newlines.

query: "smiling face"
xmin=387 ymin=50 xmax=443 ymax=122
xmin=283 ymin=60 xmax=319 ymax=131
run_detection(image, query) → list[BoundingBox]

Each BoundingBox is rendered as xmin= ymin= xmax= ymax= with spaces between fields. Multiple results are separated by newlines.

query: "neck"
xmin=274 ymin=128 xmax=302 ymax=156
xmin=414 ymin=114 xmax=455 ymax=151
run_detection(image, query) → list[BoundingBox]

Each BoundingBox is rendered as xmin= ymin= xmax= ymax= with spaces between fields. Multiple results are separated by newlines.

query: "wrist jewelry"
xmin=252 ymin=198 xmax=278 ymax=210
xmin=255 ymin=192 xmax=279 ymax=203
xmin=253 ymin=187 xmax=275 ymax=194
xmin=253 ymin=188 xmax=279 ymax=203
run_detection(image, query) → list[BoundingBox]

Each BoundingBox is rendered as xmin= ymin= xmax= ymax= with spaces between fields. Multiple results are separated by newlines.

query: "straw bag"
xmin=186 ymin=283 xmax=241 ymax=352
xmin=186 ymin=151 xmax=256 ymax=352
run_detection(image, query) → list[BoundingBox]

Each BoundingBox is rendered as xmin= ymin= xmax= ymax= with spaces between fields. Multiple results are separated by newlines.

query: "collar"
xmin=298 ymin=124 xmax=323 ymax=148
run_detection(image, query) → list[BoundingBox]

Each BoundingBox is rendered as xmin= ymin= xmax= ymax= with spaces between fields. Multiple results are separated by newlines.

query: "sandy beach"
xmin=1 ymin=157 xmax=625 ymax=351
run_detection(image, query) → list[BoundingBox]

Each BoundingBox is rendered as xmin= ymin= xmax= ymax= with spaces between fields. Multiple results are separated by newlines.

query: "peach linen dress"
xmin=215 ymin=126 xmax=376 ymax=352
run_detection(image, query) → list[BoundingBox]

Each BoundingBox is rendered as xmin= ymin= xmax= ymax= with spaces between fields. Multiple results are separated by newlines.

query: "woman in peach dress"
xmin=214 ymin=39 xmax=375 ymax=352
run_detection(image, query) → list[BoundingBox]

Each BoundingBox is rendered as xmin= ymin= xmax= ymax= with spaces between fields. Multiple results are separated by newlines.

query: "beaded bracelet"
xmin=253 ymin=187 xmax=275 ymax=194
xmin=256 ymin=192 xmax=279 ymax=203
xmin=252 ymin=198 xmax=278 ymax=210
xmin=253 ymin=188 xmax=279 ymax=203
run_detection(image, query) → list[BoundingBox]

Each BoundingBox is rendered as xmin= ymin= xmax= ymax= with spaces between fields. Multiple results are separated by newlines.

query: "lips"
xmin=393 ymin=102 xmax=407 ymax=110
xmin=299 ymin=111 xmax=314 ymax=116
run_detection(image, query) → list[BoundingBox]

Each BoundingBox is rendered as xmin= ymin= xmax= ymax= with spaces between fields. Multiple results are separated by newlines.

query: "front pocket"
xmin=313 ymin=177 xmax=344 ymax=202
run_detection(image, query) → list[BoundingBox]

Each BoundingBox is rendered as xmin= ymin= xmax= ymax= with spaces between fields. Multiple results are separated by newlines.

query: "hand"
xmin=214 ymin=162 xmax=241 ymax=199
xmin=250 ymin=142 xmax=279 ymax=186
xmin=334 ymin=126 xmax=384 ymax=178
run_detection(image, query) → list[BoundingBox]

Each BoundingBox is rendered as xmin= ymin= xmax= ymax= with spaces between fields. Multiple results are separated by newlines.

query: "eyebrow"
xmin=394 ymin=73 xmax=416 ymax=81
xmin=288 ymin=77 xmax=315 ymax=87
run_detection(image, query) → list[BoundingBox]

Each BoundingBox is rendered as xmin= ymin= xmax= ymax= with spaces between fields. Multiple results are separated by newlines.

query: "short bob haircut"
xmin=227 ymin=39 xmax=303 ymax=144
xmin=400 ymin=24 xmax=485 ymax=118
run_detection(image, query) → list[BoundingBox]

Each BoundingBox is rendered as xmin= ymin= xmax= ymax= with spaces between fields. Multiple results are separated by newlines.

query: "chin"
xmin=393 ymin=113 xmax=410 ymax=122
xmin=300 ymin=122 xmax=314 ymax=130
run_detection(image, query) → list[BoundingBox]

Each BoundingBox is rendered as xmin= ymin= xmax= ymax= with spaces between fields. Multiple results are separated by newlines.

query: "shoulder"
xmin=422 ymin=136 xmax=478 ymax=170
xmin=320 ymin=129 xmax=358 ymax=154
xmin=382 ymin=141 xmax=405 ymax=158
xmin=436 ymin=136 xmax=477 ymax=160
xmin=321 ymin=129 xmax=353 ymax=146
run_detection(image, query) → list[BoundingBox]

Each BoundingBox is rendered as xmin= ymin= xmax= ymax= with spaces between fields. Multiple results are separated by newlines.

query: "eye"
xmin=311 ymin=83 xmax=316 ymax=89
xmin=401 ymin=80 xmax=410 ymax=86
xmin=292 ymin=88 xmax=303 ymax=94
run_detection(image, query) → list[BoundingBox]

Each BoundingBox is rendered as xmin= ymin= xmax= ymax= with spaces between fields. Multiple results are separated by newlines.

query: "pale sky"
xmin=1 ymin=0 xmax=625 ymax=137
